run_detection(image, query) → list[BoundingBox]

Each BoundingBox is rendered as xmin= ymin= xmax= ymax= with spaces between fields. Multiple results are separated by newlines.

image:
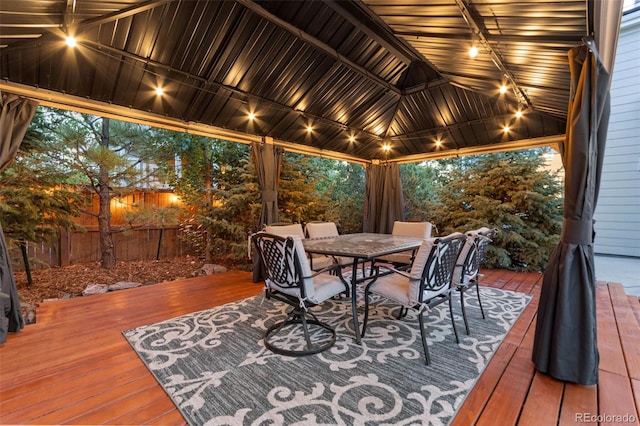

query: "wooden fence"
xmin=12 ymin=226 xmax=197 ymax=270
xmin=8 ymin=190 xmax=200 ymax=270
xmin=75 ymin=190 xmax=184 ymax=227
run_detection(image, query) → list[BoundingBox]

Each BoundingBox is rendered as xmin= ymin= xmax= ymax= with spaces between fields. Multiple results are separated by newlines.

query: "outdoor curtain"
xmin=532 ymin=39 xmax=611 ymax=385
xmin=0 ymin=92 xmax=38 ymax=344
xmin=363 ymin=162 xmax=404 ymax=234
xmin=250 ymin=141 xmax=284 ymax=282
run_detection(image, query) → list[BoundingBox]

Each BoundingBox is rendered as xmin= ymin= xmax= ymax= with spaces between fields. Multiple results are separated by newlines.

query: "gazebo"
xmin=0 ymin=0 xmax=624 ymax=385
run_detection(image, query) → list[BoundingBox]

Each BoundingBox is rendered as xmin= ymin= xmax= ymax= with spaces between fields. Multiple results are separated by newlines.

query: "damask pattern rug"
xmin=124 ymin=287 xmax=531 ymax=425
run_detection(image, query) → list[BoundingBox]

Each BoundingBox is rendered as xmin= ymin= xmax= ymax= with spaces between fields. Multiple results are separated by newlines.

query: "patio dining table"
xmin=302 ymin=232 xmax=424 ymax=344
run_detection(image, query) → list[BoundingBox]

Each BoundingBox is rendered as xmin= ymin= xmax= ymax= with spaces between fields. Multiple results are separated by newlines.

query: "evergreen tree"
xmin=160 ymin=133 xmax=256 ymax=264
xmin=277 ymin=153 xmax=333 ymax=224
xmin=429 ymin=149 xmax=563 ymax=271
xmin=21 ymin=107 xmax=172 ymax=269
xmin=323 ymin=161 xmax=365 ymax=233
xmin=0 ymin=109 xmax=82 ymax=280
xmin=400 ymin=161 xmax=442 ymax=221
xmin=276 ymin=154 xmax=365 ymax=233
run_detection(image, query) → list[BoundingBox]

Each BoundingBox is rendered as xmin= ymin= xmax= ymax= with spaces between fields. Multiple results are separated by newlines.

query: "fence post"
xmin=59 ymin=227 xmax=70 ymax=267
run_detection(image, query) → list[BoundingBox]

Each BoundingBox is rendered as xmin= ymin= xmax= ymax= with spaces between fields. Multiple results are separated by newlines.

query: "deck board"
xmin=449 ymin=342 xmax=517 ymax=426
xmin=598 ymin=370 xmax=640 ymax=426
xmin=518 ymin=372 xmax=564 ymax=425
xmin=609 ymin=283 xmax=640 ymax=380
xmin=629 ymin=295 xmax=640 ymax=326
xmin=475 ymin=347 xmax=536 ymax=426
xmin=596 ymin=282 xmax=628 ymax=377
xmin=558 ymin=383 xmax=597 ymax=425
xmin=1 ymin=269 xmax=638 ymax=425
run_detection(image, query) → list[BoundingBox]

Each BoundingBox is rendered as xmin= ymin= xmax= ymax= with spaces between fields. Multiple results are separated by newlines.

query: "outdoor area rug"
xmin=124 ymin=287 xmax=531 ymax=425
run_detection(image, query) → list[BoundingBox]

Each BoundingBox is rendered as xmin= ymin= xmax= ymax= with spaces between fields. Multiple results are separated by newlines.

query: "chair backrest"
xmin=251 ymin=232 xmax=315 ymax=298
xmin=466 ymin=228 xmax=497 ymax=276
xmin=391 ymin=221 xmax=433 ymax=239
xmin=407 ymin=233 xmax=466 ymax=305
xmin=454 ymin=227 xmax=497 ymax=285
xmin=305 ymin=221 xmax=339 ymax=238
xmin=264 ymin=223 xmax=306 ymax=239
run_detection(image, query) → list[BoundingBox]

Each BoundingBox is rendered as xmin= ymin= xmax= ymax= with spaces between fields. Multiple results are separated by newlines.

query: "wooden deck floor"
xmin=1 ymin=269 xmax=638 ymax=425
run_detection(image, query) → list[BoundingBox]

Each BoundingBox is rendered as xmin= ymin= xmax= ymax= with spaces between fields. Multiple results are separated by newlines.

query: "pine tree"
xmin=400 ymin=161 xmax=442 ymax=221
xmin=160 ymin=133 xmax=256 ymax=264
xmin=429 ymin=149 xmax=563 ymax=271
xmin=19 ymin=107 xmax=173 ymax=269
xmin=323 ymin=160 xmax=365 ymax=233
xmin=277 ymin=153 xmax=334 ymax=224
xmin=0 ymin=109 xmax=82 ymax=281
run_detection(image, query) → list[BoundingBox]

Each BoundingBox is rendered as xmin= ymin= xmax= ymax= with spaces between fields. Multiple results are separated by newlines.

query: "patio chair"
xmin=453 ymin=227 xmax=498 ymax=335
xmin=264 ymin=223 xmax=305 ymax=239
xmin=374 ymin=221 xmax=433 ymax=269
xmin=361 ymin=232 xmax=466 ymax=365
xmin=251 ymin=232 xmax=350 ymax=356
xmin=304 ymin=221 xmax=353 ymax=271
xmin=264 ymin=223 xmax=331 ymax=271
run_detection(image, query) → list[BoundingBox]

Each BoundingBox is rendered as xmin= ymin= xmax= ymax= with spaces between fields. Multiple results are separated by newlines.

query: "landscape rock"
xmin=20 ymin=302 xmax=36 ymax=325
xmin=82 ymin=284 xmax=108 ymax=296
xmin=193 ymin=264 xmax=228 ymax=276
xmin=108 ymin=281 xmax=142 ymax=291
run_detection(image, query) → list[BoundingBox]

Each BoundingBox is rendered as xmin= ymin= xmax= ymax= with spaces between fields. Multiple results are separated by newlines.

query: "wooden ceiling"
xmin=0 ymin=1 xmax=595 ymax=162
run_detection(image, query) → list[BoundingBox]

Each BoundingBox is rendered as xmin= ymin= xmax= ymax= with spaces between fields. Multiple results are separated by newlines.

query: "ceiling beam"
xmin=454 ymin=0 xmax=533 ymax=109
xmin=395 ymin=31 xmax=584 ymax=45
xmin=403 ymin=77 xmax=457 ymax=96
xmin=2 ymin=80 xmax=561 ymax=166
xmin=77 ymin=0 xmax=174 ymax=31
xmin=0 ymin=0 xmax=174 ymax=54
xmin=79 ymin=40 xmax=384 ymax=141
xmin=63 ymin=0 xmax=77 ymax=30
xmin=1 ymin=80 xmax=369 ymax=165
xmin=392 ymin=135 xmax=564 ymax=164
xmin=385 ymin=108 xmax=564 ymax=145
xmin=235 ymin=0 xmax=402 ymax=96
xmin=322 ymin=0 xmax=418 ymax=65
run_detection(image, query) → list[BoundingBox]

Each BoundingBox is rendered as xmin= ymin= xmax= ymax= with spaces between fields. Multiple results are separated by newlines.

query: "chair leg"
xmin=448 ymin=296 xmax=460 ymax=344
xmin=460 ymin=289 xmax=471 ymax=335
xmin=475 ymin=281 xmax=486 ymax=319
xmin=396 ymin=306 xmax=408 ymax=319
xmin=418 ymin=309 xmax=431 ymax=365
xmin=299 ymin=312 xmax=313 ymax=349
xmin=361 ymin=288 xmax=371 ymax=338
xmin=264 ymin=307 xmax=336 ymax=357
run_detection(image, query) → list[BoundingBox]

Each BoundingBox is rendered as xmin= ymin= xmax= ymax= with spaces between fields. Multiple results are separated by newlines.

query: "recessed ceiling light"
xmin=382 ymin=144 xmax=391 ymax=152
xmin=503 ymin=126 xmax=510 ymax=133
xmin=248 ymin=112 xmax=255 ymax=120
xmin=65 ymin=35 xmax=77 ymax=48
xmin=500 ymin=85 xmax=508 ymax=94
xmin=306 ymin=125 xmax=313 ymax=133
xmin=515 ymin=110 xmax=523 ymax=118
xmin=155 ymin=87 xmax=164 ymax=96
xmin=435 ymin=139 xmax=442 ymax=147
xmin=349 ymin=135 xmax=355 ymax=143
xmin=469 ymin=45 xmax=478 ymax=58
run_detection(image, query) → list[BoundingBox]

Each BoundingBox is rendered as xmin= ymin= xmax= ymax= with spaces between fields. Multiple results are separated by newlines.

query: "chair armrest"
xmin=376 ymin=264 xmax=412 ymax=279
xmin=307 ymin=263 xmax=343 ymax=278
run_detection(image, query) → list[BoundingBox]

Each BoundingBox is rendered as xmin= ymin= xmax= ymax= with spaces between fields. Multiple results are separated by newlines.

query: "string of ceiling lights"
xmin=63 ymin=33 xmax=374 ymax=144
xmin=63 ymin=31 xmax=525 ymax=155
